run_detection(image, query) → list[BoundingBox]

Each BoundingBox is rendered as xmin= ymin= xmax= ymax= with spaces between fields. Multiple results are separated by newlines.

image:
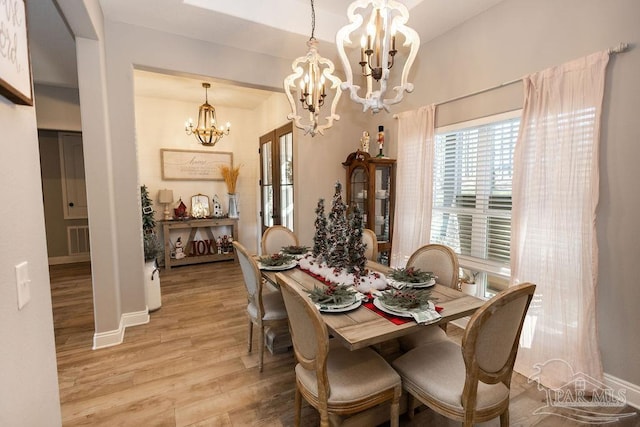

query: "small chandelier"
xmin=284 ymin=0 xmax=341 ymax=136
xmin=336 ymin=0 xmax=420 ymax=113
xmin=185 ymin=82 xmax=230 ymax=146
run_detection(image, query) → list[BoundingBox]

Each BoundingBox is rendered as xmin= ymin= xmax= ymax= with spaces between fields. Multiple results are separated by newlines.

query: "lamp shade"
xmin=158 ymin=189 xmax=174 ymax=204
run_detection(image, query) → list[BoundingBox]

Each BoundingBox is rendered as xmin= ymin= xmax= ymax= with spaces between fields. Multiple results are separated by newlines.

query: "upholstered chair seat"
xmin=247 ymin=291 xmax=287 ymax=321
xmin=397 ymin=326 xmax=448 ymax=350
xmin=393 ymin=340 xmax=510 ymax=411
xmin=295 ymin=342 xmax=400 ymax=406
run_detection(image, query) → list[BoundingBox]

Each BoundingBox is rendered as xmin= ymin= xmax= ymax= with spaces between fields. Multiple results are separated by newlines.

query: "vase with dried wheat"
xmin=220 ymin=165 xmax=241 ymax=218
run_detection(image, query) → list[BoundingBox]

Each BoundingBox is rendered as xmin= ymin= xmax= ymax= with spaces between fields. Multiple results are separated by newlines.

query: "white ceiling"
xmin=29 ymin=0 xmax=506 ymax=107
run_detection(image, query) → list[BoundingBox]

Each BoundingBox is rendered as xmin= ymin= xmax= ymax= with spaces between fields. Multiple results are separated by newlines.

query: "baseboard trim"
xmin=49 ymin=254 xmax=91 ymax=265
xmin=92 ymin=310 xmax=150 ymax=350
xmin=123 ymin=309 xmax=150 ymax=328
xmin=93 ymin=318 xmax=125 ymax=350
xmin=604 ymin=373 xmax=640 ymax=410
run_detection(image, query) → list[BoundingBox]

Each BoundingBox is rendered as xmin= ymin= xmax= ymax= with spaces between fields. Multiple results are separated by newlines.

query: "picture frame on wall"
xmin=161 ymin=149 xmax=233 ymax=181
xmin=0 ymin=0 xmax=33 ymax=106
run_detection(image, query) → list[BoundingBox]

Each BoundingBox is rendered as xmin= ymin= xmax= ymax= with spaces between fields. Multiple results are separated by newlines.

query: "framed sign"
xmin=0 ymin=0 xmax=33 ymax=105
xmin=161 ymin=149 xmax=233 ymax=181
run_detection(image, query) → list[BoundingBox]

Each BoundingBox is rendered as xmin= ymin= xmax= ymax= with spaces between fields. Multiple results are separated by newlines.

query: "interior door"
xmin=259 ymin=132 xmax=274 ymax=233
xmin=259 ymin=122 xmax=293 ymax=233
xmin=59 ymin=132 xmax=88 ymax=219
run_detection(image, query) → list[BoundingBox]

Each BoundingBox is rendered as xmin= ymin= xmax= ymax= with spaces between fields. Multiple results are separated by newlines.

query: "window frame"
xmin=432 ymin=110 xmax=522 ymax=298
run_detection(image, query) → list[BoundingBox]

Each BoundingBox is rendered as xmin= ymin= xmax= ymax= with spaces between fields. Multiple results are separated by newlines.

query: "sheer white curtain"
xmin=512 ymin=51 xmax=609 ymax=388
xmin=390 ymin=105 xmax=436 ymax=267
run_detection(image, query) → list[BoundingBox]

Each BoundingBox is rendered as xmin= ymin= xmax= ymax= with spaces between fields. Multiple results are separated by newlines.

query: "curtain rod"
xmin=393 ymin=42 xmax=630 ymax=118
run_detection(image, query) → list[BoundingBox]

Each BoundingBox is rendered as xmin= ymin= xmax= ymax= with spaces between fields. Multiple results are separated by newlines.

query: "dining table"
xmin=261 ymin=260 xmax=485 ymax=352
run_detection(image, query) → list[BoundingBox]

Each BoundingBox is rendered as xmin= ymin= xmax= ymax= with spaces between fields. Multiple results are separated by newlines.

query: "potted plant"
xmin=459 ymin=269 xmax=479 ymax=296
xmin=141 ymin=185 xmax=163 ymax=311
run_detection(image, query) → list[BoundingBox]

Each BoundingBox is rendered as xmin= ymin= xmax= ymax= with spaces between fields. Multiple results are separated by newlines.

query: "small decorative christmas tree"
xmin=141 ymin=185 xmax=161 ymax=261
xmin=312 ymin=198 xmax=328 ymax=260
xmin=141 ymin=185 xmax=156 ymax=233
xmin=347 ymin=205 xmax=367 ymax=274
xmin=326 ymin=182 xmax=349 ymax=269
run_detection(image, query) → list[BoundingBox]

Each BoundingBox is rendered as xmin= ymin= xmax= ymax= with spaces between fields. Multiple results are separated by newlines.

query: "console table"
xmin=161 ymin=218 xmax=238 ymax=270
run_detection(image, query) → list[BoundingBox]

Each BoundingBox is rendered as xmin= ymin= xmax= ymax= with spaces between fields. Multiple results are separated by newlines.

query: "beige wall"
xmin=0 ymin=98 xmax=62 ymax=423
xmin=34 ymin=84 xmax=82 ymax=131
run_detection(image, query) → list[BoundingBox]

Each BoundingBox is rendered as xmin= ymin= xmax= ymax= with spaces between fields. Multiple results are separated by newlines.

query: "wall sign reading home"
xmin=161 ymin=149 xmax=233 ymax=181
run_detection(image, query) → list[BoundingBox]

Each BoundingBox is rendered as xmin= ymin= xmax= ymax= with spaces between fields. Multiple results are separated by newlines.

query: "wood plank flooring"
xmin=51 ymin=261 xmax=639 ymax=426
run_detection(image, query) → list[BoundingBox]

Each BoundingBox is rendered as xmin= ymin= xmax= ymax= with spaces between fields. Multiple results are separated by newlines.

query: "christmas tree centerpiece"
xmin=347 ymin=205 xmax=367 ymax=275
xmin=312 ymin=198 xmax=328 ymax=262
xmin=326 ymin=182 xmax=349 ymax=270
xmin=298 ymin=182 xmax=387 ymax=293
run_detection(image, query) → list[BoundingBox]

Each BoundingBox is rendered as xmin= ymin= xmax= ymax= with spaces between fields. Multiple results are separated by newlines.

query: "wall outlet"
xmin=15 ymin=261 xmax=31 ymax=310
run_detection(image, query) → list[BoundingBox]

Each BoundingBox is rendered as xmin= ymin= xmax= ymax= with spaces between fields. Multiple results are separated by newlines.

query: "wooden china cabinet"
xmin=343 ymin=151 xmax=396 ymax=265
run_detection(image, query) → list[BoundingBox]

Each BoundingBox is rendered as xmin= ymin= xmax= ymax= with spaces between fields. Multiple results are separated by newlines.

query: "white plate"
xmin=258 ymin=261 xmax=298 ymax=271
xmin=318 ymin=300 xmax=362 ymax=313
xmin=388 ymin=278 xmax=436 ymax=289
xmin=313 ymin=296 xmax=357 ymax=310
xmin=373 ymin=298 xmax=434 ymax=318
xmin=280 ymin=252 xmax=308 ymax=260
xmin=280 ymin=247 xmax=309 ymax=256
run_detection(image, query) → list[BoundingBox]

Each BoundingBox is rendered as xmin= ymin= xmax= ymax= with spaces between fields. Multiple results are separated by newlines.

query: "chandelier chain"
xmin=310 ymin=0 xmax=315 ymax=40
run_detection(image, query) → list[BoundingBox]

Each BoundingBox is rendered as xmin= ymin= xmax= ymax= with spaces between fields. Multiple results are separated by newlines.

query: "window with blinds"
xmin=430 ymin=112 xmax=520 ymax=269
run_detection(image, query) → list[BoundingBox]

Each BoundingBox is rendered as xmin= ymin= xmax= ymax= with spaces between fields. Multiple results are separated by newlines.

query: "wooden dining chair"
xmin=276 ymin=273 xmax=402 ymax=427
xmin=399 ymin=243 xmax=460 ymax=351
xmin=362 ymin=228 xmax=378 ymax=261
xmin=233 ymin=241 xmax=288 ymax=372
xmin=261 ymin=225 xmax=299 ymax=255
xmin=392 ymin=283 xmax=536 ymax=427
xmin=406 ymin=243 xmax=460 ymax=289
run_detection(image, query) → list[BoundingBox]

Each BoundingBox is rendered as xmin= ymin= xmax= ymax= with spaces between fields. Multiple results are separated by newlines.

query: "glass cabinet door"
xmin=344 ymin=151 xmax=396 ymax=266
xmin=374 ymin=164 xmax=392 ymax=243
xmin=349 ymin=166 xmax=368 ymax=222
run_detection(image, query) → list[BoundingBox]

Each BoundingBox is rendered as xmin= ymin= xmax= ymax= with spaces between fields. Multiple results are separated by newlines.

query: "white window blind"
xmin=430 ymin=113 xmax=520 ymax=268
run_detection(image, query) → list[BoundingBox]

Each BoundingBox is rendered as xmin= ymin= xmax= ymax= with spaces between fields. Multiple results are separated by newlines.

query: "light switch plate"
xmin=15 ymin=261 xmax=31 ymax=310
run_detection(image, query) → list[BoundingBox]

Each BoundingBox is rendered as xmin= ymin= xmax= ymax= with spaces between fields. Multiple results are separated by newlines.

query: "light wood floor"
xmin=51 ymin=261 xmax=639 ymax=426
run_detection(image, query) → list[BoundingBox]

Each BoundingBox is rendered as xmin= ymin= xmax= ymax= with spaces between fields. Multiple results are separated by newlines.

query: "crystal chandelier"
xmin=185 ymin=82 xmax=230 ymax=146
xmin=284 ymin=0 xmax=342 ymax=136
xmin=336 ymin=0 xmax=420 ymax=113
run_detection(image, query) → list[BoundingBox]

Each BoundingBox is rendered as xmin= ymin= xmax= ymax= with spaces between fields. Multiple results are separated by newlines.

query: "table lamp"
xmin=157 ymin=189 xmax=174 ymax=220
